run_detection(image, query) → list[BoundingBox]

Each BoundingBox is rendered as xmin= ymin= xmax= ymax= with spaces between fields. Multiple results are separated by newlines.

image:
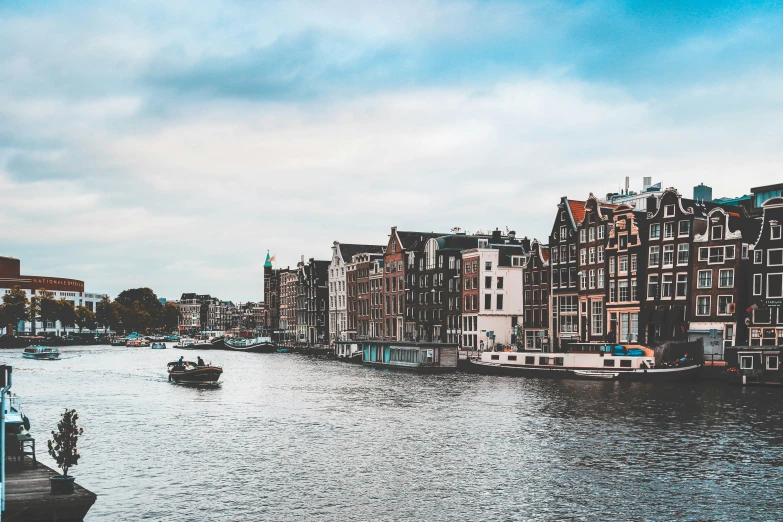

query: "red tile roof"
xmin=567 ymin=200 xmax=587 ymax=224
xmin=540 ymin=246 xmax=549 ymax=262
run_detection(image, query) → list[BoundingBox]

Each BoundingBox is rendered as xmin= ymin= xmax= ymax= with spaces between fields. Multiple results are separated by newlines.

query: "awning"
xmin=667 ymin=306 xmax=685 ymax=322
xmin=688 ymin=322 xmax=727 ymax=332
xmin=651 ymin=306 xmax=667 ymax=322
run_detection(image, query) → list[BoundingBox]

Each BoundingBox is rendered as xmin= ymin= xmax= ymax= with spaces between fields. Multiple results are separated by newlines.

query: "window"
xmin=472 ymin=261 xmax=478 ymax=272
xmin=698 ymin=270 xmax=712 ymax=288
xmin=619 ymin=235 xmax=628 ymax=250
xmin=597 ymin=268 xmax=604 ymax=288
xmin=485 ymin=294 xmax=492 ymax=310
xmin=589 ymin=270 xmax=596 ymax=289
xmin=589 ymin=228 xmax=595 ymax=242
xmin=740 ymin=356 xmax=753 ymax=370
xmin=768 ymin=356 xmax=779 ymax=370
xmin=719 ymin=269 xmax=734 ymax=288
xmin=609 ymin=282 xmax=616 ymax=302
xmin=648 ymin=275 xmax=659 ymax=298
xmin=631 ymin=254 xmax=637 ymax=273
xmin=696 ymin=296 xmax=710 ymax=316
xmin=767 ymin=274 xmax=783 ymax=298
xmin=664 ymin=222 xmax=674 ymax=239
xmin=569 ymin=244 xmax=577 ymax=262
xmin=497 ymin=295 xmax=503 ymax=310
xmin=718 ymin=296 xmax=733 ymax=315
xmin=726 ymin=245 xmax=735 ymax=260
xmin=650 ymin=223 xmax=660 ymax=239
xmin=485 ymin=261 xmax=492 ymax=271
xmin=619 ymin=281 xmax=629 ymax=302
xmin=664 ymin=204 xmax=675 ymax=217
xmin=604 ymin=359 xmax=616 ymax=367
xmin=754 ymin=250 xmax=763 ymax=264
xmin=662 ymin=274 xmax=673 ymax=298
xmin=699 ymin=248 xmax=708 ymax=262
xmin=676 ymin=274 xmax=687 ymax=298
xmin=620 ymin=360 xmax=633 ymax=368
xmin=709 ymin=247 xmax=725 ymax=264
xmin=649 ymin=246 xmax=660 ymax=266
xmin=597 ymin=246 xmax=604 ymax=263
xmin=589 ymin=248 xmax=596 ymax=264
xmin=631 ymin=279 xmax=638 ymax=302
xmin=617 ymin=255 xmax=627 ymax=274
xmin=580 ymin=248 xmax=586 ymax=265
xmin=598 ymin=226 xmax=605 ymax=240
xmin=485 ymin=276 xmax=492 ymax=289
xmin=580 ymin=271 xmax=586 ymax=290
xmin=769 ymin=249 xmax=783 ymax=266
xmin=497 ymin=277 xmax=504 ymax=289
xmin=560 ymin=226 xmax=567 ymax=241
xmin=609 ymin=257 xmax=616 ymax=275
xmin=679 ymin=220 xmax=690 ymax=237
xmin=773 ymin=225 xmax=782 ymax=240
xmin=591 ymin=301 xmax=603 ymax=335
xmin=753 ymin=274 xmax=762 ymax=295
xmin=677 ymin=244 xmax=689 ymax=265
xmin=580 ymin=230 xmax=586 ymax=243
xmin=663 ymin=245 xmax=674 ymax=267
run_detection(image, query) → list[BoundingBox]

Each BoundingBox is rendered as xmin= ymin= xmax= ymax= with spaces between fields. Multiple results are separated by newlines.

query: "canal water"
xmin=9 ymin=345 xmax=783 ymax=521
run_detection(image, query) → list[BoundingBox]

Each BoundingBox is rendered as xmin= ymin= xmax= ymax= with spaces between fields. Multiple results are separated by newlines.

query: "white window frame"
xmin=676 ymin=273 xmax=688 ymax=299
xmin=753 ymin=273 xmax=762 ymax=296
xmin=740 ymin=356 xmax=753 ymax=370
xmin=712 ymin=226 xmax=723 ymax=240
xmin=677 ymin=244 xmax=689 ymax=266
xmin=579 ymin=229 xmax=586 ymax=243
xmin=718 ymin=268 xmax=734 ymax=289
xmin=678 ymin=220 xmax=690 ymax=237
xmin=772 ymin=225 xmax=782 ymax=240
xmin=664 ymin=222 xmax=674 ymax=240
xmin=768 ymin=356 xmax=779 ymax=370
xmin=597 ymin=246 xmax=604 ymax=263
xmin=663 ymin=245 xmax=674 ymax=267
xmin=754 ymin=250 xmax=763 ymax=264
xmin=649 ymin=246 xmax=660 ymax=267
xmin=697 ymin=270 xmax=712 ymax=289
xmin=650 ymin=223 xmax=661 ymax=240
xmin=717 ymin=295 xmax=733 ymax=316
xmin=597 ymin=226 xmax=605 ymax=240
xmin=768 ymin=248 xmax=783 ymax=267
xmin=766 ymin=273 xmax=783 ymax=299
xmin=647 ymin=274 xmax=659 ymax=299
xmin=696 ymin=295 xmax=711 ymax=316
xmin=664 ymin=204 xmax=675 ymax=217
xmin=661 ymin=274 xmax=673 ymax=299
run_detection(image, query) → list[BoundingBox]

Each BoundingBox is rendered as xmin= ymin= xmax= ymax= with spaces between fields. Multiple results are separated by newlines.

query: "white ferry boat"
xmin=464 ymin=343 xmax=701 ymax=381
xmin=22 ymin=346 xmax=61 ymax=360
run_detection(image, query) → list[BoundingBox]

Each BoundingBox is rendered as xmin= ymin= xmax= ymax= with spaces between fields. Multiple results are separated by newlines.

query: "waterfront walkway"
xmin=4 ymin=459 xmax=96 ymax=521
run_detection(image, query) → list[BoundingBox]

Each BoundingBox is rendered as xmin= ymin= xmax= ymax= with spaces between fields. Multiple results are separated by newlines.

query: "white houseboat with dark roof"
xmin=464 ymin=342 xmax=702 ymax=381
xmin=361 ymin=340 xmax=458 ymax=373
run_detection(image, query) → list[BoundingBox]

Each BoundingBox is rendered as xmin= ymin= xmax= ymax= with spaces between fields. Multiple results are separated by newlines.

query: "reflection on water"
xmin=8 ymin=346 xmax=783 ymax=521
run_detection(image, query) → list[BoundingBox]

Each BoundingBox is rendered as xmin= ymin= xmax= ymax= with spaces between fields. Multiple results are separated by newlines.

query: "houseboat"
xmin=360 ymin=341 xmax=458 ymax=373
xmin=22 ymin=346 xmax=60 ymax=360
xmin=733 ymin=348 xmax=781 ymax=386
xmin=334 ymin=341 xmax=362 ymax=363
xmin=224 ymin=336 xmax=276 ymax=353
xmin=464 ymin=343 xmax=702 ymax=381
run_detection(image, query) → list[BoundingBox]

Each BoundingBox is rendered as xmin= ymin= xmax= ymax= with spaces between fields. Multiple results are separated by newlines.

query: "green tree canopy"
xmin=96 ymin=296 xmax=118 ymax=333
xmin=0 ymin=286 xmax=30 ymax=332
xmin=161 ymin=302 xmax=181 ymax=331
xmin=115 ymin=288 xmax=163 ymax=332
xmin=56 ymin=299 xmax=79 ymax=332
xmin=36 ymin=290 xmax=57 ymax=332
xmin=77 ymin=306 xmax=97 ymax=332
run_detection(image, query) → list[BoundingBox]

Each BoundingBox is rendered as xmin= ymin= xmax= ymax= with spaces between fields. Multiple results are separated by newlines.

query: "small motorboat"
xmin=151 ymin=342 xmax=166 ymax=349
xmin=164 ymin=335 xmax=180 ymax=342
xmin=23 ymin=346 xmax=60 ymax=360
xmin=167 ymin=361 xmax=223 ymax=384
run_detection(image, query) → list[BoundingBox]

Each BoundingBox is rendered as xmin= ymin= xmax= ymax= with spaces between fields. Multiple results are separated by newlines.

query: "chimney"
xmin=646 ymin=195 xmax=658 ymax=213
xmin=491 ymin=229 xmax=502 ymax=244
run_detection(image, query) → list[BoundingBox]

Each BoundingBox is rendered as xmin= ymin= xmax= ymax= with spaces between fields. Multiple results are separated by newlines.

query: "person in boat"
xmin=197 ymin=356 xmax=205 ymax=367
xmin=177 ymin=355 xmax=185 ymax=369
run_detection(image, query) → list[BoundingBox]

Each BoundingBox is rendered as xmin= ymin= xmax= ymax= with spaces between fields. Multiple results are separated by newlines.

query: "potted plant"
xmin=47 ymin=408 xmax=84 ymax=495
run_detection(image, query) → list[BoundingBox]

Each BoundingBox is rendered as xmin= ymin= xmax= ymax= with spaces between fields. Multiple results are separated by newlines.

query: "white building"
xmin=328 ymin=242 xmax=384 ymax=344
xmin=461 ymin=246 xmax=525 ymax=349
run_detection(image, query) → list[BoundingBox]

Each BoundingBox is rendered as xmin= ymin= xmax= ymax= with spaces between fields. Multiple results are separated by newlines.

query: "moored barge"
xmin=360 ymin=341 xmax=458 ymax=373
xmin=167 ymin=361 xmax=223 ymax=384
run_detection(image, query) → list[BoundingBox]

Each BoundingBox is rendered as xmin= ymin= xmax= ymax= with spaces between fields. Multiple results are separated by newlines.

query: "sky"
xmin=1 ymin=0 xmax=782 ymax=302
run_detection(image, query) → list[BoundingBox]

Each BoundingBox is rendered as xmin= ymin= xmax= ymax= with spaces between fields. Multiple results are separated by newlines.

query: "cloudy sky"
xmin=1 ymin=0 xmax=781 ymax=302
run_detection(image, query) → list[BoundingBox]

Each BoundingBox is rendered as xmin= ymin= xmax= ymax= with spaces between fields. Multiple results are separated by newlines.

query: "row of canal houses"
xmin=263 ymin=182 xmax=783 ymax=363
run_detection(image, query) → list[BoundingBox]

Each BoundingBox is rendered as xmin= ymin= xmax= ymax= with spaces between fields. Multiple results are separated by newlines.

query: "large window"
xmin=580 ymin=248 xmax=587 ymax=265
xmin=662 ymin=274 xmax=673 ymax=298
xmin=663 ymin=245 xmax=674 ymax=267
xmin=650 ymin=223 xmax=661 ymax=239
xmin=676 ymin=274 xmax=688 ymax=298
xmin=619 ymin=256 xmax=628 ymax=274
xmin=591 ymin=301 xmax=603 ymax=336
xmin=598 ymin=268 xmax=604 ymax=288
xmin=698 ymin=270 xmax=712 ymax=288
xmin=696 ymin=296 xmax=711 ymax=316
xmin=679 ymin=220 xmax=690 ymax=237
xmin=709 ymin=247 xmax=725 ymax=264
xmin=497 ymin=295 xmax=504 ymax=310
xmin=719 ymin=269 xmax=734 ymax=288
xmin=484 ymin=294 xmax=492 ymax=310
xmin=664 ymin=222 xmax=674 ymax=239
xmin=631 ymin=254 xmax=637 ymax=273
xmin=597 ymin=246 xmax=604 ymax=263
xmin=677 ymin=244 xmax=689 ymax=265
xmin=609 ymin=282 xmax=616 ymax=302
xmin=718 ymin=296 xmax=733 ymax=315
xmin=631 ymin=279 xmax=638 ymax=301
xmin=648 ymin=275 xmax=659 ymax=298
xmin=619 ymin=281 xmax=629 ymax=302
xmin=609 ymin=257 xmax=616 ymax=275
xmin=767 ymin=274 xmax=783 ymax=298
xmin=649 ymin=246 xmax=660 ymax=267
xmin=768 ymin=249 xmax=783 ymax=266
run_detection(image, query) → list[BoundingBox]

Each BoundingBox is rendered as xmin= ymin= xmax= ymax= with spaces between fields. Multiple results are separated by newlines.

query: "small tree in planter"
xmin=47 ymin=408 xmax=84 ymax=495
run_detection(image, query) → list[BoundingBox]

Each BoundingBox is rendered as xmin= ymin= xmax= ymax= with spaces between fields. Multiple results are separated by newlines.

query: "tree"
xmin=161 ymin=302 xmax=181 ymax=332
xmin=115 ymin=288 xmax=163 ymax=328
xmin=56 ymin=299 xmax=79 ymax=335
xmin=96 ymin=296 xmax=118 ymax=333
xmin=47 ymin=408 xmax=84 ymax=478
xmin=77 ymin=307 xmax=97 ymax=333
xmin=0 ymin=286 xmax=30 ymax=334
xmin=37 ymin=290 xmax=57 ymax=333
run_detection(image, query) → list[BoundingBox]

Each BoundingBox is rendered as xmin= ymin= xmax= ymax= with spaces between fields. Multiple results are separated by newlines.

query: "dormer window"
xmin=772 ymin=225 xmax=782 ymax=240
xmin=664 ymin=204 xmax=675 ymax=218
xmin=478 ymin=239 xmax=488 ymax=248
xmin=712 ymin=226 xmax=723 ymax=240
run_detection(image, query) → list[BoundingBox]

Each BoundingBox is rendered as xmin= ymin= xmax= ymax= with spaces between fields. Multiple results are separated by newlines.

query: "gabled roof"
xmin=568 ymin=200 xmax=587 ymax=225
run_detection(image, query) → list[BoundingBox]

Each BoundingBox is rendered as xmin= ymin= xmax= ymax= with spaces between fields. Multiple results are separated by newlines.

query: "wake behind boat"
xmin=167 ymin=360 xmax=223 ymax=384
xmin=463 ymin=342 xmax=702 ymax=382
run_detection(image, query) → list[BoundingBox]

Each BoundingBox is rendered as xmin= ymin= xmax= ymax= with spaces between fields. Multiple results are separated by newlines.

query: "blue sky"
xmin=1 ymin=0 xmax=781 ymax=301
